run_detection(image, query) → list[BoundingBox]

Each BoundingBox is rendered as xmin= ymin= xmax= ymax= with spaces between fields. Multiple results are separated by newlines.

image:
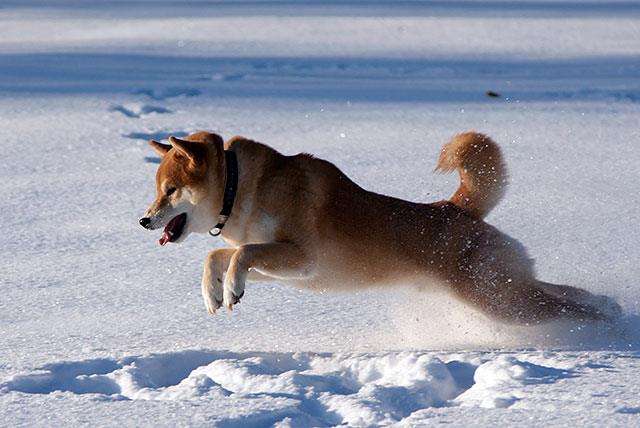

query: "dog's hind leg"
xmin=537 ymin=281 xmax=622 ymax=320
xmin=449 ymin=225 xmax=613 ymax=324
xmin=450 ymin=275 xmax=608 ymax=324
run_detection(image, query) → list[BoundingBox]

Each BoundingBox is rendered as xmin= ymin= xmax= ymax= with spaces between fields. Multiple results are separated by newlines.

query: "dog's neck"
xmin=208 ymin=150 xmax=238 ymax=236
xmin=212 ymin=138 xmax=270 ymax=246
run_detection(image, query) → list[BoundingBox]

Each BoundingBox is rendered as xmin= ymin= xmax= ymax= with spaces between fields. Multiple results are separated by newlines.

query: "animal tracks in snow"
xmin=112 ymin=87 xmax=201 ymax=120
xmin=123 ymin=130 xmax=187 ymax=142
xmin=115 ymin=88 xmax=200 ymax=161
xmin=110 ymin=103 xmax=172 ymax=119
xmin=0 ymin=350 xmax=576 ymax=426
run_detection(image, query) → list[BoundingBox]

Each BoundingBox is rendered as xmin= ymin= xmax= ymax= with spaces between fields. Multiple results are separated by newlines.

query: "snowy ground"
xmin=2 ymin=1 xmax=640 ymax=426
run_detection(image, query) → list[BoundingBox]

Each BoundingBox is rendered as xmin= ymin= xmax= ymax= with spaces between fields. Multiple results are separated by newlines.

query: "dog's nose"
xmin=139 ymin=217 xmax=152 ymax=229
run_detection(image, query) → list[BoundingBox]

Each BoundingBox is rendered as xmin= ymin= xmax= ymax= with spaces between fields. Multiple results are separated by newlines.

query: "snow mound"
xmin=455 ymin=355 xmax=572 ymax=408
xmin=1 ymin=350 xmax=583 ymax=426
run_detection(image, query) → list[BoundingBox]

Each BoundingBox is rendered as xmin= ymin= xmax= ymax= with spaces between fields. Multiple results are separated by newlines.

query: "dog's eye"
xmin=166 ymin=187 xmax=177 ymax=197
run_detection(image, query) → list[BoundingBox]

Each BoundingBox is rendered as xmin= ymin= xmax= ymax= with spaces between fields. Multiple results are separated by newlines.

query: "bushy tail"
xmin=436 ymin=132 xmax=508 ymax=219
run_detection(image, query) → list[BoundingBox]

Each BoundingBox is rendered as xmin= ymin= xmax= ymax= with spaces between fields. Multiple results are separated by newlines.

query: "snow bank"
xmin=4 ymin=349 xmax=639 ymax=426
xmin=455 ymin=355 xmax=571 ymax=408
xmin=5 ymin=349 xmax=632 ymax=425
xmin=4 ymin=349 xmax=578 ymax=425
xmin=0 ymin=351 xmax=472 ymax=425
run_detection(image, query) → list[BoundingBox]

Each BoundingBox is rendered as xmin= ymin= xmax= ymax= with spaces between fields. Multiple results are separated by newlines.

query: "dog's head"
xmin=139 ymin=131 xmax=225 ymax=245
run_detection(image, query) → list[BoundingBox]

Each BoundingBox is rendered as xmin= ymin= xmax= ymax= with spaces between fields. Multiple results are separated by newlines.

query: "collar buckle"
xmin=209 ymin=215 xmax=230 ymax=237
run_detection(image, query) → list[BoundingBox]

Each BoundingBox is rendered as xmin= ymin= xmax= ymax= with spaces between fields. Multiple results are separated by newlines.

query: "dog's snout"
xmin=139 ymin=217 xmax=152 ymax=229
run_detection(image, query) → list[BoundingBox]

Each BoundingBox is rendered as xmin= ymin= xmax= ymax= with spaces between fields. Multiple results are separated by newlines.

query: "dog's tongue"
xmin=159 ymin=231 xmax=171 ymax=246
xmin=158 ymin=213 xmax=186 ymax=246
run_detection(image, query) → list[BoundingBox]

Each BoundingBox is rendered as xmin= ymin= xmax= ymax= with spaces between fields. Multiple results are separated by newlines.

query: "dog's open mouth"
xmin=159 ymin=213 xmax=187 ymax=246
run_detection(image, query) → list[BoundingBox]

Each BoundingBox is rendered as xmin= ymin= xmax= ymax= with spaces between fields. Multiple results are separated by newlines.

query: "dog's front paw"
xmin=222 ymin=275 xmax=245 ymax=311
xmin=202 ymin=276 xmax=224 ymax=315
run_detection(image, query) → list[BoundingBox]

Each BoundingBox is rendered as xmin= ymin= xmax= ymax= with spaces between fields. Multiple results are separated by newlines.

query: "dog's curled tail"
xmin=436 ymin=132 xmax=507 ymax=219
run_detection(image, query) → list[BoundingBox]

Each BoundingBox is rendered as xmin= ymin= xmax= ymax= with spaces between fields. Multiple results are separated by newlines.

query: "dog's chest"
xmin=222 ymin=207 xmax=278 ymax=246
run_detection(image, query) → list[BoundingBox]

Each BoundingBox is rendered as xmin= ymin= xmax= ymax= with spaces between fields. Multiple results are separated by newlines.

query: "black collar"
xmin=208 ymin=150 xmax=238 ymax=237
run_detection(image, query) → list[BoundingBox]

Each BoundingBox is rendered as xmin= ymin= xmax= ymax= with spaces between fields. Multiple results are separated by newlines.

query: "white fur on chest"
xmin=222 ymin=206 xmax=278 ymax=247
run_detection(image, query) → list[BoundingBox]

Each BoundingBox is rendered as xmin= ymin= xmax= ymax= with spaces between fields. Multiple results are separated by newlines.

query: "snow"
xmin=1 ymin=0 xmax=640 ymax=426
xmin=3 ymin=350 xmax=640 ymax=426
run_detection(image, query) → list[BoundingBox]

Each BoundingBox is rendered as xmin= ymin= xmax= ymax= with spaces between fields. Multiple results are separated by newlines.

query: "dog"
xmin=140 ymin=131 xmax=619 ymax=325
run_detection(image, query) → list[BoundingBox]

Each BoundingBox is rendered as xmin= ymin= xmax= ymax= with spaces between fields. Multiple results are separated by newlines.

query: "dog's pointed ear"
xmin=148 ymin=140 xmax=171 ymax=157
xmin=169 ymin=136 xmax=203 ymax=165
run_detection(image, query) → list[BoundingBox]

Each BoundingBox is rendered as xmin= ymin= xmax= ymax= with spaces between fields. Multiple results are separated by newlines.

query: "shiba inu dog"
xmin=140 ymin=131 xmax=619 ymax=324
